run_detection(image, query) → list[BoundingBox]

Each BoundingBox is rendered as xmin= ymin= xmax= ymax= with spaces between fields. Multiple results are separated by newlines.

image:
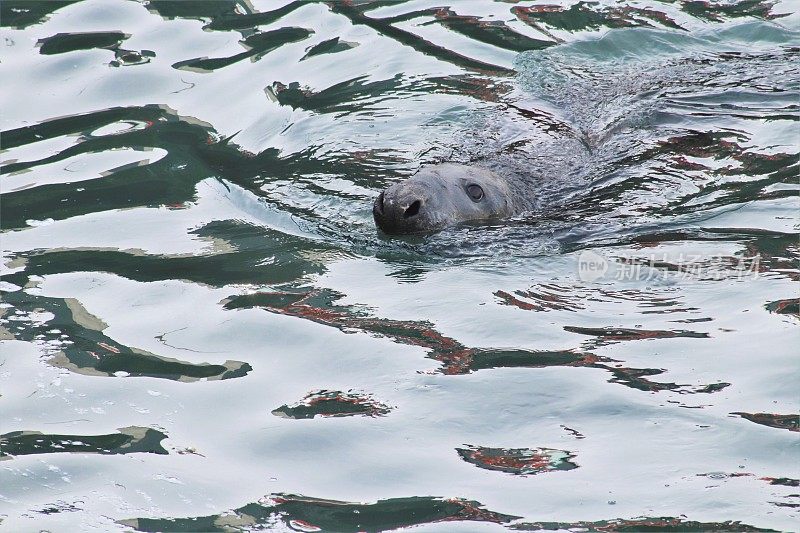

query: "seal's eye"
xmin=466 ymin=184 xmax=484 ymax=202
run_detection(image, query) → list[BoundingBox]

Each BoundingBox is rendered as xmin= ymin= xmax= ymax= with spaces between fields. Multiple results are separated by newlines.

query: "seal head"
xmin=373 ymin=164 xmax=514 ymax=234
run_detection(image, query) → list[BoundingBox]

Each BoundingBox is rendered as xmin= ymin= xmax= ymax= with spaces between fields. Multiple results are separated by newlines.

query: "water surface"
xmin=1 ymin=1 xmax=798 ymax=531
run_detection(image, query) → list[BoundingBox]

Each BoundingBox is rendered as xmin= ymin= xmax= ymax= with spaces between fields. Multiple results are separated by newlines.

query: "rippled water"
xmin=1 ymin=1 xmax=799 ymax=531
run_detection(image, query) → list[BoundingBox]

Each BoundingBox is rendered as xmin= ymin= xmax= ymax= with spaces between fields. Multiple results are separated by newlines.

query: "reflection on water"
xmin=0 ymin=427 xmax=168 ymax=458
xmin=456 ymin=445 xmax=579 ymax=475
xmin=510 ymin=517 xmax=780 ymax=531
xmin=221 ymin=285 xmax=731 ymax=394
xmin=121 ymin=493 xmax=520 ymax=532
xmin=272 ymin=389 xmax=393 ymax=419
xmin=1 ymin=286 xmax=251 ymax=381
xmin=732 ymin=412 xmax=800 ymax=432
xmin=173 ymin=27 xmax=314 ymax=72
xmin=1 ymin=0 xmax=798 ymax=531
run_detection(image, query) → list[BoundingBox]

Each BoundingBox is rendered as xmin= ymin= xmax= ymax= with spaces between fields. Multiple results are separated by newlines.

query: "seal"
xmin=373 ymin=163 xmax=515 ymax=234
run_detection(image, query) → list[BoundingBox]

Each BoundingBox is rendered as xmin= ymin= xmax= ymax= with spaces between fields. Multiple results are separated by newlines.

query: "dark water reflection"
xmin=1 ymin=0 xmax=798 ymax=531
xmin=121 ymin=493 xmax=520 ymax=532
xmin=1 ymin=426 xmax=169 ymax=458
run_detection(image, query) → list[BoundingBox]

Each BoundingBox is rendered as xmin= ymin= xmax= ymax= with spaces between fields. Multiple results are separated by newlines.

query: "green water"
xmin=1 ymin=1 xmax=798 ymax=531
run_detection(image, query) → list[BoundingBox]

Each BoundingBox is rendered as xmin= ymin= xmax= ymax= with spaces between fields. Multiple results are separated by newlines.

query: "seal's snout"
xmin=373 ymin=183 xmax=429 ymax=234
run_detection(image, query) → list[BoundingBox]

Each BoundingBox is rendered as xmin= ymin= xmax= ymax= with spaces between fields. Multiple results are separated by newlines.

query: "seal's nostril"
xmin=404 ymin=200 xmax=421 ymax=219
xmin=376 ymin=191 xmax=385 ymax=214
